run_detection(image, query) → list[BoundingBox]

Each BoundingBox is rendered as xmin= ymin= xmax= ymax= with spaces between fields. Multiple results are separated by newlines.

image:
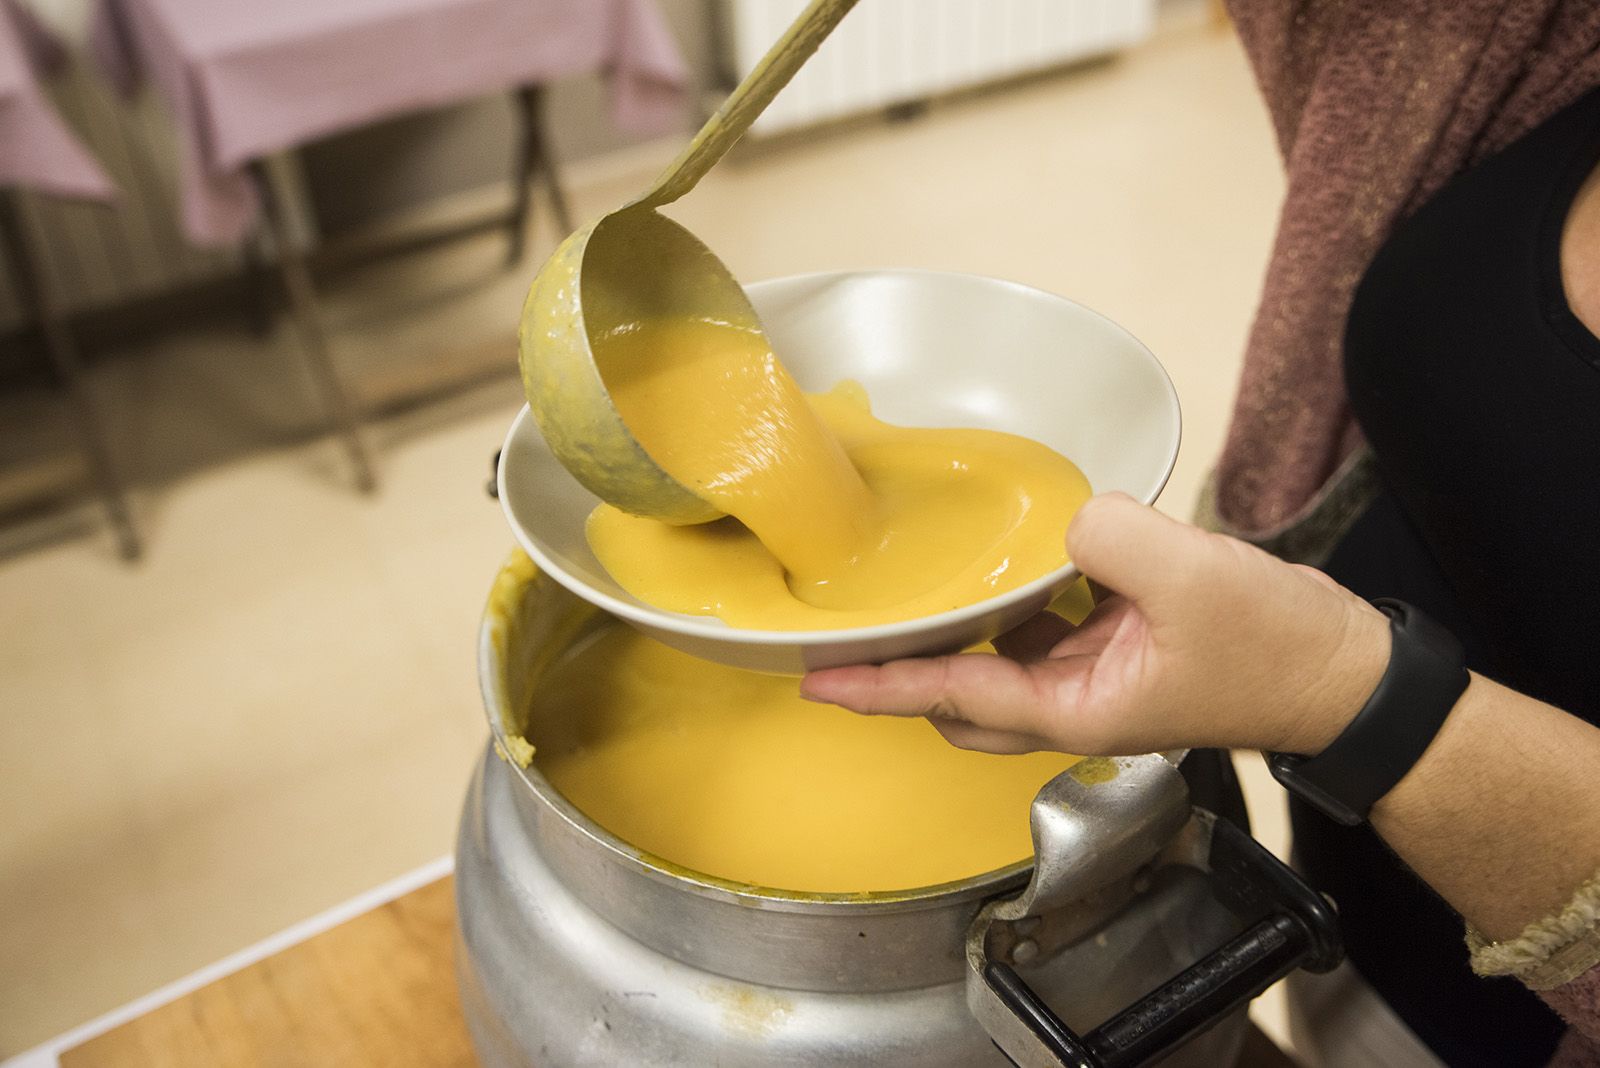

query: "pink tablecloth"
xmin=89 ymin=0 xmax=690 ymax=245
xmin=0 ymin=0 xmax=114 ymax=199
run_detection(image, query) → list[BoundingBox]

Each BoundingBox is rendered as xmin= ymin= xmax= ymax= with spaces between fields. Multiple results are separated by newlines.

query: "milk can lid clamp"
xmin=996 ymin=754 xmax=1192 ymax=925
xmin=964 ymin=754 xmax=1343 ymax=1067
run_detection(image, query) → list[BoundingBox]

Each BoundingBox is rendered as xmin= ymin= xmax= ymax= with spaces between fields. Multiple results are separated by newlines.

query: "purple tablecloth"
xmin=89 ymin=0 xmax=690 ymax=245
xmin=0 ymin=0 xmax=114 ymax=199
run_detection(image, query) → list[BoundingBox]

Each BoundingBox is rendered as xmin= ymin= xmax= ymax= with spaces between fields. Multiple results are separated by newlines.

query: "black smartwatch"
xmin=1268 ymin=598 xmax=1469 ymax=826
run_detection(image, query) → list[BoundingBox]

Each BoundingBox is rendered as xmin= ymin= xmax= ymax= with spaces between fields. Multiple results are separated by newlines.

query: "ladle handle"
xmin=631 ymin=0 xmax=860 ymax=210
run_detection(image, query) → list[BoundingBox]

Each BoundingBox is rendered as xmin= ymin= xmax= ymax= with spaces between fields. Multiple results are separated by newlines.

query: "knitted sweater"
xmin=1218 ymin=3 xmax=1600 ymax=1061
xmin=1215 ymin=1 xmax=1600 ymax=543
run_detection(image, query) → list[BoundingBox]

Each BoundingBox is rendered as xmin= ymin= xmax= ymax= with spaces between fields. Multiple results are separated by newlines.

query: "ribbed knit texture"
xmin=1214 ymin=1 xmax=1600 ymax=543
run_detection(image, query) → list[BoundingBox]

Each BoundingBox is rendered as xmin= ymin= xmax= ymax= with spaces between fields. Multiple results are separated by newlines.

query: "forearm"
xmin=1366 ymin=672 xmax=1600 ymax=941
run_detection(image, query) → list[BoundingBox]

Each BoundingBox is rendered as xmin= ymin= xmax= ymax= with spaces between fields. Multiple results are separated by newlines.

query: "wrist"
xmin=1269 ymin=599 xmax=1471 ymax=827
xmin=1274 ymin=599 xmax=1391 ymax=755
xmin=1369 ymin=674 xmax=1481 ymax=823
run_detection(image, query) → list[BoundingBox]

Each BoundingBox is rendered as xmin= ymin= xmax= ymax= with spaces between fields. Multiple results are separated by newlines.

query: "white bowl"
xmin=498 ymin=269 xmax=1180 ymax=674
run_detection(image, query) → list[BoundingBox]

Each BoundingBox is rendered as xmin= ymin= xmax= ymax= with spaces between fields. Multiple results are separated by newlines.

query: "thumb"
xmin=1066 ymin=493 xmax=1213 ymax=603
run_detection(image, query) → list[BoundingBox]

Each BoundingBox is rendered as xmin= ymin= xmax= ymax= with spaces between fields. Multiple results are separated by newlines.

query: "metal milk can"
xmin=455 ymin=558 xmax=1341 ymax=1066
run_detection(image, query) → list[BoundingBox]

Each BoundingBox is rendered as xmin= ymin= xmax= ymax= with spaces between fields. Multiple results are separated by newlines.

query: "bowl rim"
xmin=499 ymin=267 xmax=1181 ymax=648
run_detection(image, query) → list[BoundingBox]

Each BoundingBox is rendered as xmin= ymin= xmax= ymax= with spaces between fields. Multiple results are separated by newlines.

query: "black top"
xmin=1295 ymin=86 xmax=1600 ymax=1067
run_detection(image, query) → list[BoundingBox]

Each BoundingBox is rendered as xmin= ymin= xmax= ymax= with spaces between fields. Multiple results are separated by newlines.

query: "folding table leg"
xmin=507 ymin=83 xmax=575 ymax=265
xmin=0 ymin=191 xmax=142 ymax=560
xmin=249 ymin=161 xmax=377 ymax=494
xmin=239 ymin=229 xmax=277 ymax=337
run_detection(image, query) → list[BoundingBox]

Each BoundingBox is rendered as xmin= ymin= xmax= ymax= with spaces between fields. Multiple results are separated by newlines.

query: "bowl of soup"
xmin=498 ymin=268 xmax=1180 ymax=673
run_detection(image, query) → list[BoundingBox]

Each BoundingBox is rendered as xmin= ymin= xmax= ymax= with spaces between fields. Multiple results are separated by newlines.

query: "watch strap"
xmin=1269 ymin=598 xmax=1469 ymax=826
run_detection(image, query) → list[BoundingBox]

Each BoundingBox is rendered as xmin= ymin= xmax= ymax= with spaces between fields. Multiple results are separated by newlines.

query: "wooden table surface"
xmin=60 ymin=879 xmax=474 ymax=1068
xmin=54 ymin=876 xmax=1298 ymax=1067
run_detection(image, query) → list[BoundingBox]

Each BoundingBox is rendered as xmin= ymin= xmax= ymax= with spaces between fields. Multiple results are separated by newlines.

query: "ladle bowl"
xmin=517 ymin=0 xmax=858 ymax=523
xmin=517 ymin=209 xmax=759 ymax=524
xmin=498 ymin=269 xmax=1181 ymax=674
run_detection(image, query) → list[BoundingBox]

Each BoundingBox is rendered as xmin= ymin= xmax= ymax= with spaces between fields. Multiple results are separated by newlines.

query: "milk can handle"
xmin=983 ymin=816 xmax=1341 ymax=1068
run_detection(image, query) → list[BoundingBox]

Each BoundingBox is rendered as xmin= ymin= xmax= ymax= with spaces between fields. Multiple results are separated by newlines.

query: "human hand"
xmin=800 ymin=493 xmax=1391 ymax=757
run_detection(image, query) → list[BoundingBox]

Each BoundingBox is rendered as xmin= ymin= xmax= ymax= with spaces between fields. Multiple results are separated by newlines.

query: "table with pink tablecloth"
xmin=1 ymin=2 xmax=138 ymax=557
xmin=0 ymin=0 xmax=113 ymax=199
xmin=88 ymin=0 xmax=690 ymax=245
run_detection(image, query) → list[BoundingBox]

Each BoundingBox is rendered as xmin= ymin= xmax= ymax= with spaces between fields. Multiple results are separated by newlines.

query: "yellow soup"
xmin=530 ymin=622 xmax=1083 ymax=892
xmin=586 ymin=318 xmax=1091 ymax=629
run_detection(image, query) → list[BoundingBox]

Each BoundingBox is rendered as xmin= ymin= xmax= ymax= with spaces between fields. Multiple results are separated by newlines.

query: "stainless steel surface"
xmin=966 ymin=796 xmax=1340 ymax=1068
xmin=996 ymin=754 xmax=1192 ymax=923
xmin=457 ymin=556 xmax=1253 ymax=1066
xmin=966 ymin=767 xmax=1214 ymax=1068
xmin=514 ymin=0 xmax=860 ymax=523
xmin=457 ymin=748 xmax=1245 ymax=1068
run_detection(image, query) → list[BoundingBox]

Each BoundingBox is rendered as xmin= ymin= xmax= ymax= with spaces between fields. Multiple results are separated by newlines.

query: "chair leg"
xmin=0 ymin=191 xmax=142 ymax=560
xmin=507 ymin=87 xmax=537 ymax=265
xmin=250 ymin=161 xmax=377 ymax=494
xmin=536 ymin=94 xmax=575 ymax=237
xmin=239 ymin=229 xmax=277 ymax=337
xmin=508 ymin=84 xmax=574 ymax=266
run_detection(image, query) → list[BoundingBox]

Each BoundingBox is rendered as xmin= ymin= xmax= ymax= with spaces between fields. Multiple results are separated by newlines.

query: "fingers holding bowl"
xmin=801 ymin=650 xmax=1091 ymax=742
xmin=926 ymin=717 xmax=1059 ymax=755
xmin=992 ymin=611 xmax=1075 ymax=663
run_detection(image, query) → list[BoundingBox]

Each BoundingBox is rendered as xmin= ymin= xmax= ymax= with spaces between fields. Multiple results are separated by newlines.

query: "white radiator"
xmin=720 ymin=0 xmax=1157 ymax=136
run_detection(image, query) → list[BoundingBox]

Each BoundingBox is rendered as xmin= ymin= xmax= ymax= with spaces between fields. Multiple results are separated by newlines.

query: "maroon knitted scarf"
xmin=1216 ymin=1 xmax=1600 ymax=540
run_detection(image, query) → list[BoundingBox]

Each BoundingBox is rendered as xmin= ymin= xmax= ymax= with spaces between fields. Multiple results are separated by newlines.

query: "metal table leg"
xmin=507 ymin=83 xmax=574 ymax=265
xmin=0 ymin=190 xmax=142 ymax=560
xmin=239 ymin=228 xmax=277 ymax=337
xmin=249 ymin=160 xmax=377 ymax=494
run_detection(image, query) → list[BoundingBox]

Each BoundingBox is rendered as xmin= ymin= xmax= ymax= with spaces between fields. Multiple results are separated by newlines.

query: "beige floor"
xmin=0 ymin=23 xmax=1292 ymax=1057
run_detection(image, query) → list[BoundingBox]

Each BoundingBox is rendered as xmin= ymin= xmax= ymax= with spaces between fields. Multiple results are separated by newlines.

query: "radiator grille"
xmin=721 ymin=0 xmax=1156 ymax=136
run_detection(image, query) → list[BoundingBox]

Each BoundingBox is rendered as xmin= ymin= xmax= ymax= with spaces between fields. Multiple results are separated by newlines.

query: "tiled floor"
xmin=0 ymin=22 xmax=1291 ymax=1056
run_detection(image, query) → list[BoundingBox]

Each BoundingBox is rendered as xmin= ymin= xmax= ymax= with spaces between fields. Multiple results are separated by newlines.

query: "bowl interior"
xmin=499 ymin=269 xmax=1179 ymax=669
